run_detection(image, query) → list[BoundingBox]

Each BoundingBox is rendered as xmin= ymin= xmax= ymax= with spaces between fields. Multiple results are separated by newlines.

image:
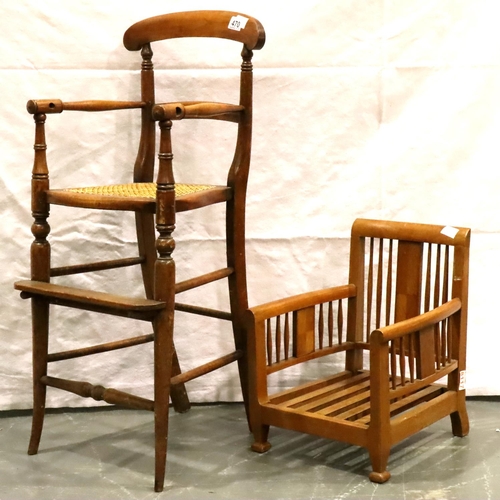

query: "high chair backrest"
xmin=122 ymin=10 xmax=266 ymax=183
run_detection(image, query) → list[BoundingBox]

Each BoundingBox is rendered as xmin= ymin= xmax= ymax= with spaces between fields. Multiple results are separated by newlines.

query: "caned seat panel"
xmin=47 ymin=182 xmax=232 ymax=212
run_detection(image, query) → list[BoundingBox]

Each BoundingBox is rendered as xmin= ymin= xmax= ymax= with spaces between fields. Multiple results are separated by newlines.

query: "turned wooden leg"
xmin=28 ymin=112 xmax=51 ymax=455
xmin=153 ymin=121 xmax=177 ymax=492
xmin=28 ymin=297 xmax=49 ymax=455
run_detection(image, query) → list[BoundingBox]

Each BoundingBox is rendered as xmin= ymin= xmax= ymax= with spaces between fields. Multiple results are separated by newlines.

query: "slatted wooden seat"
xmin=246 ymin=218 xmax=470 ymax=483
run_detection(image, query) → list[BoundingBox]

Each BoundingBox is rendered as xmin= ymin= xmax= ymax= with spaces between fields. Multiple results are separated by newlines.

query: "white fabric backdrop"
xmin=2 ymin=0 xmax=500 ymax=410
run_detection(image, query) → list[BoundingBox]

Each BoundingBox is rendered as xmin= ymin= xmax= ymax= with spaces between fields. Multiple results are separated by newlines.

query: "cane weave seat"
xmin=63 ymin=183 xmax=216 ymax=198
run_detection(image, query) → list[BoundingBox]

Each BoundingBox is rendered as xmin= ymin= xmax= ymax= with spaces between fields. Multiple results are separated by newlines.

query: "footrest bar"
xmin=41 ymin=376 xmax=155 ymax=411
xmin=175 ymin=302 xmax=232 ymax=320
xmin=51 ymin=256 xmax=145 ymax=277
xmin=175 ymin=267 xmax=233 ymax=294
xmin=171 ymin=350 xmax=243 ymax=385
xmin=48 ymin=333 xmax=155 ymax=362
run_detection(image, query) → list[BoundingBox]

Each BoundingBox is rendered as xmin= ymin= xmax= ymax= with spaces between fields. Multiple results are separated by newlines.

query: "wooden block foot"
xmin=251 ymin=441 xmax=271 ymax=453
xmin=369 ymin=470 xmax=391 ymax=483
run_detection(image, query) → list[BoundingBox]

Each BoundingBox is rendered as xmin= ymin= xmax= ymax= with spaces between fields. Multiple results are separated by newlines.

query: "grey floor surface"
xmin=0 ymin=399 xmax=499 ymax=500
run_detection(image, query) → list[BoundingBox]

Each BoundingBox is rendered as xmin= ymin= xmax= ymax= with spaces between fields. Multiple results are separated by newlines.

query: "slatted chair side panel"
xmin=386 ymin=312 xmax=459 ymax=396
xmin=387 ymin=241 xmax=456 ymax=387
xmin=263 ymin=298 xmax=348 ymax=372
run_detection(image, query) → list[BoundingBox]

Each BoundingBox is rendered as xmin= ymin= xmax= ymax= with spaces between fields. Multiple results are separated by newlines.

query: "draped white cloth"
xmin=2 ymin=0 xmax=500 ymax=409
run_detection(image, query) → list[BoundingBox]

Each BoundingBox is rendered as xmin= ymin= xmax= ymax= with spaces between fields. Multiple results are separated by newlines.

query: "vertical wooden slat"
xmin=434 ymin=245 xmax=442 ymax=369
xmin=275 ymin=316 xmax=281 ymax=364
xmin=385 ymin=239 xmax=394 ymax=326
xmin=443 ymin=246 xmax=450 ymax=303
xmin=408 ymin=332 xmax=415 ymax=383
xmin=434 ymin=318 xmax=441 ymax=369
xmin=338 ymin=299 xmax=343 ymax=345
xmin=441 ymin=246 xmax=450 ymax=365
xmin=399 ymin=337 xmax=406 ymax=386
xmin=390 ymin=340 xmax=397 ymax=390
xmin=284 ymin=313 xmax=290 ymax=360
xmin=446 ymin=317 xmax=452 ymax=363
xmin=366 ymin=238 xmax=375 ymax=342
xmin=266 ymin=318 xmax=272 ymax=366
xmin=440 ymin=322 xmax=447 ymax=367
xmin=376 ymin=239 xmax=384 ymax=329
xmin=318 ymin=304 xmax=324 ymax=349
xmin=328 ymin=301 xmax=333 ymax=347
xmin=424 ymin=244 xmax=432 ymax=313
xmin=434 ymin=245 xmax=442 ymax=308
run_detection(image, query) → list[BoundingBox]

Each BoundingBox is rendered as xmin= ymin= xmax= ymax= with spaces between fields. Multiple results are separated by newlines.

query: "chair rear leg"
xmin=226 ymin=197 xmax=251 ymax=425
xmin=28 ymin=297 xmax=49 ymax=455
xmin=169 ymin=349 xmax=190 ymax=414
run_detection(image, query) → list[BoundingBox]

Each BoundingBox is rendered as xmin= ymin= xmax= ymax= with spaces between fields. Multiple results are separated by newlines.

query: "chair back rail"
xmin=123 ymin=11 xmax=265 ymax=51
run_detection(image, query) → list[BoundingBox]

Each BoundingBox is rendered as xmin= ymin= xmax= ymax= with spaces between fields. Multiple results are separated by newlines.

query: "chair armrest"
xmin=152 ymin=101 xmax=244 ymax=122
xmin=371 ymin=298 xmax=461 ymax=344
xmin=248 ymin=284 xmax=356 ymax=323
xmin=27 ymin=99 xmax=145 ymax=114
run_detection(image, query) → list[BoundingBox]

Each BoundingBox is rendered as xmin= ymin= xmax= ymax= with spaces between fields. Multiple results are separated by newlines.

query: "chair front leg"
xmin=152 ymin=118 xmax=177 ymax=492
xmin=28 ymin=111 xmax=52 ymax=455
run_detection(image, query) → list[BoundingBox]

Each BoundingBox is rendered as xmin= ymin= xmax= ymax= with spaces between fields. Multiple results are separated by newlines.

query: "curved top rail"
xmin=351 ymin=218 xmax=471 ymax=247
xmin=123 ymin=10 xmax=265 ymax=51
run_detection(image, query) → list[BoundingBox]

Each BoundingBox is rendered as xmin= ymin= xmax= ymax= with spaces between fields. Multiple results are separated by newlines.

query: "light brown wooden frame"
xmin=246 ymin=218 xmax=470 ymax=483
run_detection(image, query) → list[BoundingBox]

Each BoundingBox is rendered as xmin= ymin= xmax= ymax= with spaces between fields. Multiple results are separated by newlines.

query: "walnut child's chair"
xmin=14 ymin=11 xmax=265 ymax=492
xmin=246 ymin=218 xmax=470 ymax=483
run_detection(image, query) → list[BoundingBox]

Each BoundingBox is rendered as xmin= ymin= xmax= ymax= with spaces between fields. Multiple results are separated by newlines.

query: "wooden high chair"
xmin=246 ymin=218 xmax=470 ymax=483
xmin=14 ymin=11 xmax=265 ymax=492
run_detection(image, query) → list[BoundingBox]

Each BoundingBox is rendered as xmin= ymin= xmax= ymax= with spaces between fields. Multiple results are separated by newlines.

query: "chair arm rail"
xmin=371 ymin=298 xmax=462 ymax=343
xmin=27 ymin=99 xmax=145 ymax=114
xmin=152 ymin=101 xmax=244 ymax=122
xmin=248 ymin=284 xmax=356 ymax=323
